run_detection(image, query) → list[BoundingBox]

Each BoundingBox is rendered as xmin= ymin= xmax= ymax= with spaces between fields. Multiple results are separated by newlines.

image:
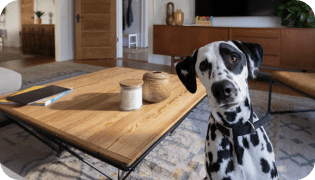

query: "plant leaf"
xmin=281 ymin=20 xmax=290 ymax=26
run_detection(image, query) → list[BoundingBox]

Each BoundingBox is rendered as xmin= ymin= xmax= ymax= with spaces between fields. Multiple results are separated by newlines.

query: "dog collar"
xmin=215 ymin=105 xmax=271 ymax=139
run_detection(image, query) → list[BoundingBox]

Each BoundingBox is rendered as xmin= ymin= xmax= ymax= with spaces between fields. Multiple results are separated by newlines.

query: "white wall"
xmin=55 ymin=0 xmax=75 ymax=62
xmin=123 ymin=0 xmax=141 ymax=47
xmin=2 ymin=0 xmax=20 ymax=47
xmin=148 ymin=0 xmax=284 ymax=66
xmin=34 ymin=0 xmax=56 ymax=24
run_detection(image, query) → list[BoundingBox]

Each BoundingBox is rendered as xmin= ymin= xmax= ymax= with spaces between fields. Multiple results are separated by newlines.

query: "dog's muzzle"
xmin=211 ymin=80 xmax=237 ymax=105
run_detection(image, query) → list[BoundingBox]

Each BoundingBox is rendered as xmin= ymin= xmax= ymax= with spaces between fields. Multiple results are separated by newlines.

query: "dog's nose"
xmin=211 ymin=80 xmax=235 ymax=100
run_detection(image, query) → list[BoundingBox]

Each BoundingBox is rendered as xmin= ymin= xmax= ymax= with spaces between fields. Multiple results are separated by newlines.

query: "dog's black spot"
xmin=244 ymin=97 xmax=249 ymax=107
xmin=208 ymin=152 xmax=213 ymax=163
xmin=217 ymin=66 xmax=220 ymax=70
xmin=209 ymin=141 xmax=233 ymax=174
xmin=263 ymin=133 xmax=273 ymax=153
xmin=224 ymin=111 xmax=237 ymax=122
xmin=224 ymin=106 xmax=241 ymax=122
xmin=211 ymin=123 xmax=217 ymax=141
xmin=217 ymin=146 xmax=232 ymax=162
xmin=242 ymin=137 xmax=249 ymax=149
xmin=211 ymin=162 xmax=220 ymax=172
xmin=210 ymin=113 xmax=214 ymax=119
xmin=218 ymin=73 xmax=222 ymax=76
xmin=206 ymin=123 xmax=211 ymax=141
xmin=225 ymin=160 xmax=234 ymax=174
xmin=222 ymin=177 xmax=232 ymax=180
xmin=270 ymin=162 xmax=278 ymax=178
xmin=250 ymin=133 xmax=260 ymax=146
xmin=261 ymin=143 xmax=264 ymax=151
xmin=219 ymin=43 xmax=246 ymax=75
xmin=199 ymin=59 xmax=209 ymax=71
xmin=223 ymin=69 xmax=229 ymax=74
xmin=234 ymin=138 xmax=244 ymax=165
xmin=253 ymin=113 xmax=257 ymax=119
xmin=236 ymin=106 xmax=241 ymax=113
xmin=226 ymin=75 xmax=233 ymax=79
xmin=238 ymin=117 xmax=244 ymax=123
xmin=212 ymin=73 xmax=215 ymax=79
xmin=220 ymin=137 xmax=229 ymax=149
xmin=260 ymin=158 xmax=270 ymax=173
xmin=205 ymin=162 xmax=214 ymax=180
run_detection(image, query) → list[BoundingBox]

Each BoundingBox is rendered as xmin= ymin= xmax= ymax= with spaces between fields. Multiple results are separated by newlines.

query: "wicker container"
xmin=142 ymin=71 xmax=171 ymax=103
xmin=196 ymin=20 xmax=211 ymax=26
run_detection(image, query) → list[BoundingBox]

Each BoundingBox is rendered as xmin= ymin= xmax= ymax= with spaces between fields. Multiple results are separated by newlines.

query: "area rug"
xmin=0 ymin=52 xmax=34 ymax=62
xmin=0 ymin=71 xmax=314 ymax=180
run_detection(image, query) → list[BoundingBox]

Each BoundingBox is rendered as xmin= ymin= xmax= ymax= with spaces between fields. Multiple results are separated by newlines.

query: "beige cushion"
xmin=0 ymin=67 xmax=22 ymax=95
xmin=270 ymin=71 xmax=315 ymax=98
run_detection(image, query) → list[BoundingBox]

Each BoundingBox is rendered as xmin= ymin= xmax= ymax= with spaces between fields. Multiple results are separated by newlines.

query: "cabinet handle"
xmin=76 ymin=14 xmax=80 ymax=23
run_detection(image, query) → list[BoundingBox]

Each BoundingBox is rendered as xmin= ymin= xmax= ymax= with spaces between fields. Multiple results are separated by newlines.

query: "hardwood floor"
xmin=0 ymin=46 xmax=304 ymax=97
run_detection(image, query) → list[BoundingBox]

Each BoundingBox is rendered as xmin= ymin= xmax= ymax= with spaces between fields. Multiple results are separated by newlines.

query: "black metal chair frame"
xmin=0 ymin=95 xmax=206 ymax=180
xmin=267 ymin=77 xmax=315 ymax=115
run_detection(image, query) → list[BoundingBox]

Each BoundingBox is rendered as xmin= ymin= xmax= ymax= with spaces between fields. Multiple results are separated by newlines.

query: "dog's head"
xmin=176 ymin=40 xmax=263 ymax=110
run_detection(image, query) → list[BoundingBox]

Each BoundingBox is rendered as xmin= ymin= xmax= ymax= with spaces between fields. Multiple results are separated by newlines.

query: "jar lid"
xmin=120 ymin=79 xmax=143 ymax=88
xmin=143 ymin=71 xmax=170 ymax=80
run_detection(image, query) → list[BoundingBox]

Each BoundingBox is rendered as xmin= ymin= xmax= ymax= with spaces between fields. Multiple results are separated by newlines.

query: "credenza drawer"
xmin=231 ymin=28 xmax=281 ymax=38
xmin=263 ymin=56 xmax=281 ymax=67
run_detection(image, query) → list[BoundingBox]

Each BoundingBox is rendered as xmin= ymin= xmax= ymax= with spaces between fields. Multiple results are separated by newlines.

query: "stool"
xmin=0 ymin=68 xmax=22 ymax=95
xmin=266 ymin=71 xmax=315 ymax=115
xmin=123 ymin=33 xmax=137 ymax=48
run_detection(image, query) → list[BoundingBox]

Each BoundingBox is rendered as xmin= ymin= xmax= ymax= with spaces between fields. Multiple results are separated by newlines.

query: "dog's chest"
xmin=205 ymin=114 xmax=278 ymax=180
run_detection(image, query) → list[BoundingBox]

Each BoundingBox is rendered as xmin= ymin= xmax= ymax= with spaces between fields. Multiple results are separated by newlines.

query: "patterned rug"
xmin=0 ymin=52 xmax=34 ymax=62
xmin=0 ymin=71 xmax=314 ymax=180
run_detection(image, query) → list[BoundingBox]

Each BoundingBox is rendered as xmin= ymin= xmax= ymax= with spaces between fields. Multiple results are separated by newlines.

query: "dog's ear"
xmin=232 ymin=40 xmax=264 ymax=79
xmin=175 ymin=49 xmax=199 ymax=93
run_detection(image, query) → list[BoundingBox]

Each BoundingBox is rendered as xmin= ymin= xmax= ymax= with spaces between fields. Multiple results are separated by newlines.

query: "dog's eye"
xmin=230 ymin=55 xmax=237 ymax=62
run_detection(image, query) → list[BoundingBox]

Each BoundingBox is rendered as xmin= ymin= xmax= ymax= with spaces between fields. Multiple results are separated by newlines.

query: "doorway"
xmin=121 ymin=0 xmax=148 ymax=62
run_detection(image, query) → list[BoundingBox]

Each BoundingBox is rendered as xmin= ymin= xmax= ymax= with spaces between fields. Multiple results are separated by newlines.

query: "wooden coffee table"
xmin=0 ymin=67 xmax=206 ymax=180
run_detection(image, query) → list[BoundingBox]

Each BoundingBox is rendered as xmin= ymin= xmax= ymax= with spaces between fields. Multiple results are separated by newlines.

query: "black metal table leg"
xmin=267 ymin=77 xmax=315 ymax=115
xmin=12 ymin=120 xmax=62 ymax=155
xmin=0 ymin=119 xmax=13 ymax=128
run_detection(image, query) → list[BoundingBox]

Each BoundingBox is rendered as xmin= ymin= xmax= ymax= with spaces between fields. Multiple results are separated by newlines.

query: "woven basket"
xmin=196 ymin=20 xmax=211 ymax=26
xmin=142 ymin=71 xmax=171 ymax=103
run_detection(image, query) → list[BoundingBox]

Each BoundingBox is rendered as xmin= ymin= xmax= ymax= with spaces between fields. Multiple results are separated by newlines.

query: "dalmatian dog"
xmin=176 ymin=40 xmax=278 ymax=180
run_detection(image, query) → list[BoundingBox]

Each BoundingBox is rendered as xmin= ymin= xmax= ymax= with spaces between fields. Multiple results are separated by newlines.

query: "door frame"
xmin=117 ymin=0 xmax=122 ymax=58
xmin=140 ymin=0 xmax=148 ymax=48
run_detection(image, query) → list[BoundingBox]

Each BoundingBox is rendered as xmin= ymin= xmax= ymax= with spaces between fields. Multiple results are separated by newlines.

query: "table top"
xmin=0 ymin=67 xmax=206 ymax=168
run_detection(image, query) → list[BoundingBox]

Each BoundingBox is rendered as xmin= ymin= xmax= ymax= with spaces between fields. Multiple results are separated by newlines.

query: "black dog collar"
xmin=215 ymin=105 xmax=271 ymax=139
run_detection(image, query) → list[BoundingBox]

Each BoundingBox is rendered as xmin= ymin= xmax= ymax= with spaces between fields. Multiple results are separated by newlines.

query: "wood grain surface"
xmin=0 ymin=67 xmax=206 ymax=167
xmin=153 ymin=25 xmax=315 ymax=71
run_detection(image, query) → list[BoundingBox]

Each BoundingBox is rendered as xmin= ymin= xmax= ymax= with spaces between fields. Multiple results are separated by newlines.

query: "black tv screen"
xmin=195 ymin=0 xmax=291 ymax=17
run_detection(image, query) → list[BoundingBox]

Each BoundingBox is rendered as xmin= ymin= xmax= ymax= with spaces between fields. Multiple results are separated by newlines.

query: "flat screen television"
xmin=195 ymin=0 xmax=291 ymax=17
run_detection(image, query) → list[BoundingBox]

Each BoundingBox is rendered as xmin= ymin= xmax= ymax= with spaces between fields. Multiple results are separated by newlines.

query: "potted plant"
xmin=277 ymin=0 xmax=314 ymax=28
xmin=34 ymin=11 xmax=45 ymax=24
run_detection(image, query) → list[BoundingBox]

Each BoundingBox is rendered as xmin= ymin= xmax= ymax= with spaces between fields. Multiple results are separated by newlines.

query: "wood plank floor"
xmin=0 ymin=47 xmax=304 ymax=97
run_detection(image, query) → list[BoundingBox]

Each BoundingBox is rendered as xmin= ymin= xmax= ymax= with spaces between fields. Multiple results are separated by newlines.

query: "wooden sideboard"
xmin=153 ymin=25 xmax=315 ymax=73
xmin=22 ymin=24 xmax=55 ymax=57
